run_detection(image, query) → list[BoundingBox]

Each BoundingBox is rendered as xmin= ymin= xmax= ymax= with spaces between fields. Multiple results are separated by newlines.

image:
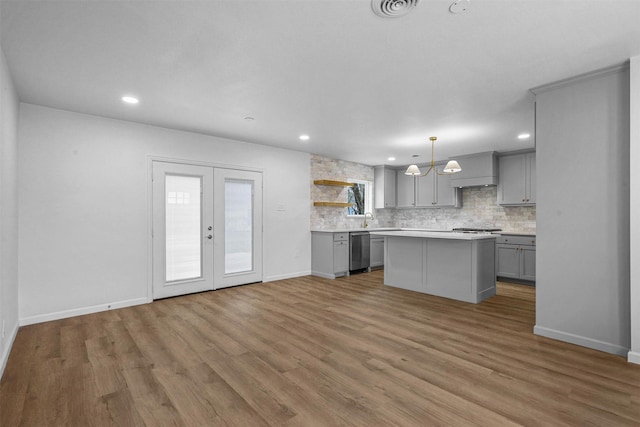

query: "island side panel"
xmin=384 ymin=236 xmax=425 ymax=293
xmin=473 ymin=239 xmax=497 ymax=302
xmin=425 ymin=239 xmax=474 ymax=302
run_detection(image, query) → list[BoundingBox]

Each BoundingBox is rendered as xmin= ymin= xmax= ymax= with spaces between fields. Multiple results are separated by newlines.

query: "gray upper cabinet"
xmin=498 ymin=152 xmax=536 ymax=205
xmin=435 ymin=171 xmax=460 ymax=207
xmin=415 ymin=171 xmax=437 ymax=207
xmin=374 ymin=166 xmax=396 ymax=208
xmin=396 ymin=170 xmax=416 ymax=207
xmin=398 ymin=165 xmax=461 ymax=208
xmin=528 ymin=154 xmax=536 ymax=203
xmin=416 ymin=166 xmax=461 ymax=207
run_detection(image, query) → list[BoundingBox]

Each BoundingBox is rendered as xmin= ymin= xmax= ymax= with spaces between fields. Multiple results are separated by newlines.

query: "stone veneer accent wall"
xmin=311 ymin=155 xmax=536 ymax=233
xmin=311 ymin=154 xmax=382 ymax=229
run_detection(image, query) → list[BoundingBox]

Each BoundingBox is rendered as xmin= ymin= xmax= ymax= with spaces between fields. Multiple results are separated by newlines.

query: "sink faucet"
xmin=363 ymin=212 xmax=374 ymax=228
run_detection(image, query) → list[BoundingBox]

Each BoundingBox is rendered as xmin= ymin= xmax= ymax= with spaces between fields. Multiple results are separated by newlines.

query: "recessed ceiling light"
xmin=387 ymin=157 xmax=396 ymax=161
xmin=121 ymin=96 xmax=139 ymax=104
xmin=299 ymin=135 xmax=310 ymax=141
xmin=518 ymin=133 xmax=531 ymax=140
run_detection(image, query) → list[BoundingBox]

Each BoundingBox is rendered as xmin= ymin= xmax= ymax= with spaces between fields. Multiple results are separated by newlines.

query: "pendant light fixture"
xmin=405 ymin=136 xmax=462 ymax=176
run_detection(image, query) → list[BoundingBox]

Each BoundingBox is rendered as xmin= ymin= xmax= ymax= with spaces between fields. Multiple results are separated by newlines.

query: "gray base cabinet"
xmin=370 ymin=235 xmax=384 ymax=269
xmin=496 ymin=235 xmax=536 ymax=282
xmin=520 ymin=246 xmax=536 ymax=281
xmin=312 ymin=232 xmax=349 ymax=279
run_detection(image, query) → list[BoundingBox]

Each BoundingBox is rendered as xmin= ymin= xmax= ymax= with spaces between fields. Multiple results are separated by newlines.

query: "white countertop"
xmin=369 ymin=230 xmax=496 ymax=240
xmin=311 ymin=227 xmax=402 ymax=233
xmin=311 ymin=228 xmax=533 ymax=238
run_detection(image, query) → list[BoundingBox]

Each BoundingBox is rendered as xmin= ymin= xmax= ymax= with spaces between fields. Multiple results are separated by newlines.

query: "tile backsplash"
xmin=311 ymin=155 xmax=536 ymax=233
xmin=386 ymin=186 xmax=536 ymax=233
xmin=311 ymin=154 xmax=380 ymax=229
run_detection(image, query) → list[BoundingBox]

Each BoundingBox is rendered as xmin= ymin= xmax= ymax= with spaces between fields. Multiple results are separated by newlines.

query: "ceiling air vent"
xmin=372 ymin=0 xmax=420 ymax=18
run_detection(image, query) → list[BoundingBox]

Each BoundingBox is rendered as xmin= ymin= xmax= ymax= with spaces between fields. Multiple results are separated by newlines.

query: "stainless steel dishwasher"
xmin=349 ymin=231 xmax=370 ymax=273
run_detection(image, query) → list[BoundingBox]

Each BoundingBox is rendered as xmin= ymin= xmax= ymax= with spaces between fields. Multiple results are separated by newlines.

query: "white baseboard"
xmin=20 ymin=297 xmax=149 ymax=326
xmin=263 ymin=270 xmax=311 ymax=282
xmin=310 ymin=271 xmax=338 ymax=280
xmin=534 ymin=325 xmax=629 ymax=357
xmin=0 ymin=319 xmax=19 ymax=380
xmin=628 ymin=350 xmax=640 ymax=365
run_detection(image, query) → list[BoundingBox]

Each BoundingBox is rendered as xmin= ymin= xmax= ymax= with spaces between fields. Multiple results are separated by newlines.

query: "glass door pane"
xmin=224 ymin=179 xmax=253 ymax=274
xmin=165 ymin=175 xmax=202 ymax=281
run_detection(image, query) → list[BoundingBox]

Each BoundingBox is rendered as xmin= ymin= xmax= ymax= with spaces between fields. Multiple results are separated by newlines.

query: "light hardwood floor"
xmin=2 ymin=270 xmax=639 ymax=426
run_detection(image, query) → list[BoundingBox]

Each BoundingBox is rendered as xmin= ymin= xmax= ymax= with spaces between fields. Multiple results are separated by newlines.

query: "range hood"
xmin=449 ymin=152 xmax=497 ymax=188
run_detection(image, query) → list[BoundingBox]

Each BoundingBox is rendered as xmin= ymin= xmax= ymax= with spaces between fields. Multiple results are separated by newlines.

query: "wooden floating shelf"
xmin=313 ymin=180 xmax=355 ymax=187
xmin=313 ymin=202 xmax=354 ymax=207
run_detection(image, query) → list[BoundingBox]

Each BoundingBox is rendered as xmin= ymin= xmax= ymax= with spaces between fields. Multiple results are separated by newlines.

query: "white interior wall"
xmin=0 ymin=32 xmax=20 ymax=375
xmin=630 ymin=56 xmax=640 ymax=364
xmin=534 ymin=67 xmax=631 ymax=356
xmin=18 ymin=104 xmax=311 ymax=324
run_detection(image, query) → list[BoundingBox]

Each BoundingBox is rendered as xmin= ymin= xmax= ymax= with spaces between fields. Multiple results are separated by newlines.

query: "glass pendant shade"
xmin=405 ymin=164 xmax=421 ymax=176
xmin=443 ymin=160 xmax=462 ymax=173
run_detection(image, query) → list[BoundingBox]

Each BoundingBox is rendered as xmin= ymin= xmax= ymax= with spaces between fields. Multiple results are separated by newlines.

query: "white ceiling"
xmin=2 ymin=0 xmax=640 ymax=166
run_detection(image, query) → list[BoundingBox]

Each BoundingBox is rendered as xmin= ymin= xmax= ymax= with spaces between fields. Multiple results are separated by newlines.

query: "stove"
xmin=452 ymin=227 xmax=502 ymax=234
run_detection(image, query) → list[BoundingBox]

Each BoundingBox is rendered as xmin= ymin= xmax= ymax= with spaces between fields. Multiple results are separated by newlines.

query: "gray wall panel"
xmin=535 ymin=67 xmax=630 ymax=354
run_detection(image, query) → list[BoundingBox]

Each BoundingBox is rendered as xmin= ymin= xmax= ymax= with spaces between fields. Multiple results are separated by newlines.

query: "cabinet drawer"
xmin=495 ymin=235 xmax=536 ymax=246
xmin=333 ymin=233 xmax=349 ymax=241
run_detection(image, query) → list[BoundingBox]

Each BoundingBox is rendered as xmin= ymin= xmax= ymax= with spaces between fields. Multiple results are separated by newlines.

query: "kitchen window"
xmin=346 ymin=179 xmax=372 ymax=216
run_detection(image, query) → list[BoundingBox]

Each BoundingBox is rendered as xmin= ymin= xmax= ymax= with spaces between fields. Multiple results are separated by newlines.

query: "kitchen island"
xmin=370 ymin=230 xmax=496 ymax=303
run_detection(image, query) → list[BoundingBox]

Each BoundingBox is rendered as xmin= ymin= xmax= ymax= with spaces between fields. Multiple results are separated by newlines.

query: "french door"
xmin=213 ymin=168 xmax=263 ymax=288
xmin=152 ymin=161 xmax=262 ymax=299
